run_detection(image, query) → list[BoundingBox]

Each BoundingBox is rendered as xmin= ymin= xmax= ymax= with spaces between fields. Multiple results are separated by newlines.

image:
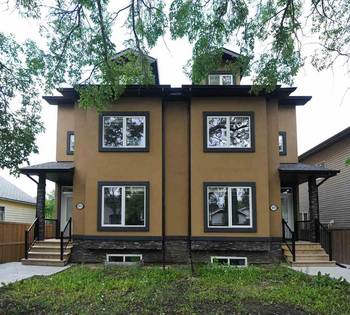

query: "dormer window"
xmin=208 ymin=74 xmax=234 ymax=85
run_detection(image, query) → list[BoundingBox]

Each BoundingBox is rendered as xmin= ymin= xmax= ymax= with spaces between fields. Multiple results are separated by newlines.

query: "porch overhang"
xmin=20 ymin=161 xmax=74 ymax=185
xmin=279 ymin=163 xmax=340 ymax=186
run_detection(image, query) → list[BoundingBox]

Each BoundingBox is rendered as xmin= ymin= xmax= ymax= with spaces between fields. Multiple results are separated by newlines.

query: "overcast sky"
xmin=0 ymin=4 xmax=349 ymax=197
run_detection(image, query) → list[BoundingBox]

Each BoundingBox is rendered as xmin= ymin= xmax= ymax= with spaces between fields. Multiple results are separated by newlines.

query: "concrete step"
xmin=282 ymin=244 xmax=323 ymax=251
xmin=285 ymin=253 xmax=330 ymax=262
xmin=28 ymin=251 xmax=70 ymax=259
xmin=21 ymin=258 xmax=68 ymax=267
xmin=284 ymin=249 xmax=326 ymax=255
xmin=32 ymin=244 xmax=73 ymax=251
xmin=291 ymin=260 xmax=337 ymax=267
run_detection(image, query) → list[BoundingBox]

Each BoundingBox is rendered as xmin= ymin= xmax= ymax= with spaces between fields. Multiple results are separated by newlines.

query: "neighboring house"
xmin=0 ymin=176 xmax=36 ymax=223
xmin=299 ymin=127 xmax=350 ymax=228
xmin=20 ymin=48 xmax=340 ymax=266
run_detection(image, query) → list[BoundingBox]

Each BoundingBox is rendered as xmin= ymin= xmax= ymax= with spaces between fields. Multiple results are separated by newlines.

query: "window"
xmin=98 ymin=181 xmax=149 ymax=231
xmin=67 ymin=131 xmax=75 ymax=155
xmin=0 ymin=207 xmax=4 ymax=221
xmin=99 ymin=112 xmax=149 ymax=152
xmin=211 ymin=256 xmax=247 ymax=267
xmin=204 ymin=182 xmax=256 ymax=232
xmin=204 ymin=112 xmax=255 ymax=152
xmin=106 ymin=254 xmax=142 ymax=264
xmin=208 ymin=74 xmax=234 ymax=85
xmin=279 ymin=131 xmax=287 ymax=156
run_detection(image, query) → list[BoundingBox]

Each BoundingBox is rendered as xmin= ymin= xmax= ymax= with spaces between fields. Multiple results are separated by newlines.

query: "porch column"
xmin=36 ymin=173 xmax=46 ymax=240
xmin=308 ymin=177 xmax=319 ymax=242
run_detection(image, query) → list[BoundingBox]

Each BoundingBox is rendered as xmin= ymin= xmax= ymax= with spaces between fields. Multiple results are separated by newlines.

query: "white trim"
xmin=211 ymin=256 xmax=248 ymax=267
xmin=102 ymin=115 xmax=146 ymax=149
xmin=207 ymin=186 xmax=253 ymax=229
xmin=207 ymin=115 xmax=251 ymax=149
xmin=101 ymin=185 xmax=146 ymax=228
xmin=106 ymin=254 xmax=143 ymax=264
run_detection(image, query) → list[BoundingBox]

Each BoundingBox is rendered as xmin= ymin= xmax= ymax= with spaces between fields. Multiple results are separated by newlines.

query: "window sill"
xmin=204 ymin=147 xmax=255 ymax=153
xmin=98 ymin=226 xmax=149 ymax=232
xmin=204 ymin=226 xmax=257 ymax=233
xmin=99 ymin=148 xmax=149 ymax=152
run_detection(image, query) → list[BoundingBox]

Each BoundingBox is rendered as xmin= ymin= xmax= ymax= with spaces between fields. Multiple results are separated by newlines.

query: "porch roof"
xmin=279 ymin=163 xmax=340 ymax=185
xmin=20 ymin=161 xmax=74 ymax=185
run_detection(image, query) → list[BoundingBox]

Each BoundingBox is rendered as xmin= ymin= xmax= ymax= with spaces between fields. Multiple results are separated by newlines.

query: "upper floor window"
xmin=67 ymin=131 xmax=75 ymax=155
xmin=208 ymin=74 xmax=234 ymax=85
xmin=99 ymin=112 xmax=149 ymax=152
xmin=0 ymin=206 xmax=4 ymax=221
xmin=204 ymin=182 xmax=256 ymax=232
xmin=98 ymin=181 xmax=149 ymax=231
xmin=279 ymin=131 xmax=287 ymax=156
xmin=204 ymin=112 xmax=255 ymax=152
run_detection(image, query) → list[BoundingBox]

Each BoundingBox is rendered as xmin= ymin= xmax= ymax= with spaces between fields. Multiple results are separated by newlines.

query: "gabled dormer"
xmin=112 ymin=48 xmax=160 ymax=85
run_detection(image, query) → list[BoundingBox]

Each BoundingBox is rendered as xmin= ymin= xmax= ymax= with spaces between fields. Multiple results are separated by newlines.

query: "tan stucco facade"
xmin=54 ymin=94 xmax=299 ymax=240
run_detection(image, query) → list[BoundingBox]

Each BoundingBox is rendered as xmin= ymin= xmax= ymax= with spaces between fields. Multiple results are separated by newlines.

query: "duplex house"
xmin=20 ymin=49 xmax=339 ymax=267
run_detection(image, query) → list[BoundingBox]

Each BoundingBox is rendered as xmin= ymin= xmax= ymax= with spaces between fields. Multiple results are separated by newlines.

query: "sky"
xmin=0 ymin=3 xmax=349 ymax=198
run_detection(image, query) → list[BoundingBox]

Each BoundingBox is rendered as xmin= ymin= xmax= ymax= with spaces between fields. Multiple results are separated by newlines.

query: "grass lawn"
xmin=0 ymin=264 xmax=349 ymax=315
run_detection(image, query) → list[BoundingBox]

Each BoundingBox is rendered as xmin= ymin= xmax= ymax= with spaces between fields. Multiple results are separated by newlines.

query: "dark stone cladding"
xmin=71 ymin=235 xmax=282 ymax=264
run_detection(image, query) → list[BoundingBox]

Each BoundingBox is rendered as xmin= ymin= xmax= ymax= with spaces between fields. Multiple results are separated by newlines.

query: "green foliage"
xmin=45 ymin=190 xmax=56 ymax=219
xmin=346 ymin=158 xmax=350 ymax=166
xmin=1 ymin=265 xmax=349 ymax=314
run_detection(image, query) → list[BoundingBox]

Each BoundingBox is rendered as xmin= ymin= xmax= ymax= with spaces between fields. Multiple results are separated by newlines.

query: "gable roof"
xmin=0 ymin=176 xmax=36 ymax=205
xmin=299 ymin=126 xmax=350 ymax=161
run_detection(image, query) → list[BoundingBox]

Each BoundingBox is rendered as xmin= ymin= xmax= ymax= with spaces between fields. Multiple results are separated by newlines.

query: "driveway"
xmin=0 ymin=262 xmax=70 ymax=287
xmin=292 ymin=266 xmax=350 ymax=282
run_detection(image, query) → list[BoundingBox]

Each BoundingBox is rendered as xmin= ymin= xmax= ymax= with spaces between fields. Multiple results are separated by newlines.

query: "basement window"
xmin=211 ymin=256 xmax=247 ymax=267
xmin=106 ymin=254 xmax=142 ymax=264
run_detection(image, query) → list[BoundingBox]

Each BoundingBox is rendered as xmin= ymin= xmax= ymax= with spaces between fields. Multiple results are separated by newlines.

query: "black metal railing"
xmin=282 ymin=219 xmax=296 ymax=261
xmin=315 ymin=219 xmax=333 ymax=261
xmin=24 ymin=218 xmax=38 ymax=259
xmin=295 ymin=220 xmax=312 ymax=241
xmin=60 ymin=217 xmax=72 ymax=261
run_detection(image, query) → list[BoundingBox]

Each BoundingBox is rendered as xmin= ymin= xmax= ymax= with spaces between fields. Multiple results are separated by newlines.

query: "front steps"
xmin=21 ymin=238 xmax=72 ymax=267
xmin=282 ymin=241 xmax=336 ymax=267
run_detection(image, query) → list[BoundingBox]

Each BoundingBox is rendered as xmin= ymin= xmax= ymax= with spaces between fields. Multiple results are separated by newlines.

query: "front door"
xmin=281 ymin=188 xmax=294 ymax=237
xmin=61 ymin=186 xmax=73 ymax=230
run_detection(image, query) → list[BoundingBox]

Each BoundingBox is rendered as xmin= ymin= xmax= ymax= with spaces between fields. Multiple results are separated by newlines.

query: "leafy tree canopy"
xmin=1 ymin=0 xmax=349 ymax=173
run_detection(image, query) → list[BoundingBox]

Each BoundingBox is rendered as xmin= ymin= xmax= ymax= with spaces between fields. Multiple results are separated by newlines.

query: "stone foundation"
xmin=71 ymin=236 xmax=282 ymax=265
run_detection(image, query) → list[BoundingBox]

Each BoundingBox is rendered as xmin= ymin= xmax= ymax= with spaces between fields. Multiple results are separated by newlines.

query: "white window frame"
xmin=208 ymin=74 xmax=234 ymax=85
xmin=207 ymin=185 xmax=253 ymax=229
xmin=211 ymin=256 xmax=248 ymax=267
xmin=106 ymin=254 xmax=142 ymax=264
xmin=102 ymin=115 xmax=146 ymax=149
xmin=207 ymin=115 xmax=251 ymax=149
xmin=101 ymin=185 xmax=146 ymax=228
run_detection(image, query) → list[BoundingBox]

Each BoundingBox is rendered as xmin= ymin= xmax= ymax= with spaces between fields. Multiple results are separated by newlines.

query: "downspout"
xmin=161 ymin=90 xmax=166 ymax=269
xmin=187 ymin=93 xmax=194 ymax=273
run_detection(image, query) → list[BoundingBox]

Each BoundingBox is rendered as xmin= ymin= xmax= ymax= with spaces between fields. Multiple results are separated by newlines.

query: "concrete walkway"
xmin=292 ymin=266 xmax=350 ymax=282
xmin=0 ymin=262 xmax=70 ymax=287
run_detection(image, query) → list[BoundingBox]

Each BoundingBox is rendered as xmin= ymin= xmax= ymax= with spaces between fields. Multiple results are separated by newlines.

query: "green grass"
xmin=0 ymin=264 xmax=349 ymax=314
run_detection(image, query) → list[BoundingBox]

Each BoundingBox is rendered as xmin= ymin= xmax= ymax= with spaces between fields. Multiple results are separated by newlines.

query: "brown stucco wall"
xmin=190 ymin=97 xmax=271 ymax=237
xmin=72 ymin=98 xmax=162 ymax=237
xmin=164 ymin=101 xmax=189 ymax=236
xmin=56 ymin=106 xmax=75 ymax=161
xmin=278 ymin=105 xmax=298 ymax=163
xmin=55 ymin=96 xmax=299 ymax=240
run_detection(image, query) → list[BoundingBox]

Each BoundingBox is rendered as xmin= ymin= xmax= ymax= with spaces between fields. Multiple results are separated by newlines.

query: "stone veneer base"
xmin=71 ymin=237 xmax=282 ymax=265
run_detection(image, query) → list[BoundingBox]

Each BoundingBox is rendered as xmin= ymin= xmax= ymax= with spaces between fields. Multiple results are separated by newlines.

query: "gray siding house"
xmin=299 ymin=127 xmax=350 ymax=228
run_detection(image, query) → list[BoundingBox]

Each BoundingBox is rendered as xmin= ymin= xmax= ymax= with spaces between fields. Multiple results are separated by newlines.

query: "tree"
xmin=45 ymin=190 xmax=56 ymax=219
xmin=1 ymin=0 xmax=349 ymax=173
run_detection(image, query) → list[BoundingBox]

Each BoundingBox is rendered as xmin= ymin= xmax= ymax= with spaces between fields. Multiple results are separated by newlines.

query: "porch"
xmin=20 ymin=162 xmax=74 ymax=266
xmin=279 ymin=163 xmax=340 ymax=266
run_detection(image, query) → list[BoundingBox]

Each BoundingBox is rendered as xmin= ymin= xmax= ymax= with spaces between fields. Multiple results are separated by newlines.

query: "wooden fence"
xmin=0 ymin=221 xmax=56 ymax=263
xmin=331 ymin=228 xmax=350 ymax=265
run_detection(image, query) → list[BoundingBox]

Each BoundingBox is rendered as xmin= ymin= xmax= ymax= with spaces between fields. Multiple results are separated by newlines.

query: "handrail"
xmin=282 ymin=219 xmax=296 ymax=262
xmin=60 ymin=217 xmax=72 ymax=261
xmin=315 ymin=218 xmax=333 ymax=261
xmin=24 ymin=217 xmax=38 ymax=259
